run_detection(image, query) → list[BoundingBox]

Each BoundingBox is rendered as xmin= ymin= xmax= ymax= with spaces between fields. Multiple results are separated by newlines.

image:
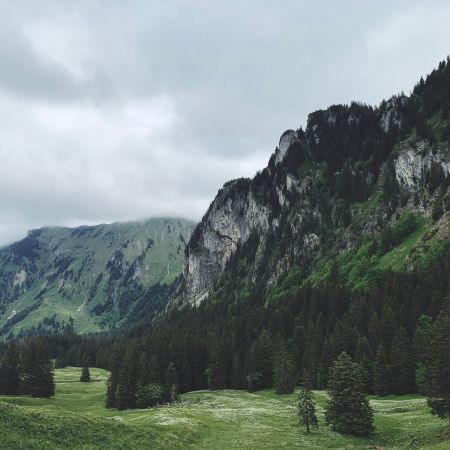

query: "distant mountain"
xmin=0 ymin=218 xmax=194 ymax=337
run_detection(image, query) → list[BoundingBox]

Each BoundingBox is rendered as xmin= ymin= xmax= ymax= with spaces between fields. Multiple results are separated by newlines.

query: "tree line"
xmin=0 ymin=337 xmax=54 ymax=398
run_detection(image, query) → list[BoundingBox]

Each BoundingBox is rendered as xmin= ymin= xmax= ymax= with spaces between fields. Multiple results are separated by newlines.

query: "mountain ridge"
xmin=175 ymin=58 xmax=450 ymax=308
xmin=0 ymin=217 xmax=194 ymax=337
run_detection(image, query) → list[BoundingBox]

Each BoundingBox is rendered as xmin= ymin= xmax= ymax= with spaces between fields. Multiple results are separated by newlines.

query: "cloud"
xmin=0 ymin=0 xmax=450 ymax=245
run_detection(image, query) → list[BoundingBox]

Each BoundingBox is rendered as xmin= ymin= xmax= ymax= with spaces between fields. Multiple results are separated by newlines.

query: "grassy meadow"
xmin=0 ymin=367 xmax=449 ymax=449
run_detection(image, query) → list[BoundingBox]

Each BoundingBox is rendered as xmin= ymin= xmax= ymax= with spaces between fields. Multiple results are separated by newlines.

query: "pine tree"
xmin=230 ymin=354 xmax=242 ymax=389
xmin=106 ymin=344 xmax=122 ymax=408
xmin=273 ymin=339 xmax=296 ymax=394
xmin=0 ymin=341 xmax=20 ymax=395
xmin=424 ymin=309 xmax=450 ymax=422
xmin=206 ymin=335 xmax=228 ymax=389
xmin=325 ymin=352 xmax=374 ymax=436
xmin=298 ymin=385 xmax=318 ymax=433
xmin=246 ymin=329 xmax=274 ymax=391
xmin=389 ymin=327 xmax=415 ymax=394
xmin=115 ymin=342 xmax=139 ymax=410
xmin=373 ymin=344 xmax=390 ymax=396
xmin=21 ymin=338 xmax=54 ymax=398
xmin=165 ymin=361 xmax=179 ymax=402
xmin=80 ymin=364 xmax=91 ymax=382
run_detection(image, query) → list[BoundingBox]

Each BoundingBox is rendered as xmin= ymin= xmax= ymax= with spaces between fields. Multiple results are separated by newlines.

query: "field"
xmin=0 ymin=367 xmax=449 ymax=449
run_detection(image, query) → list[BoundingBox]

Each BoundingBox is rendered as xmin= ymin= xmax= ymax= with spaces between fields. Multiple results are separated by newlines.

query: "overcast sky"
xmin=1 ymin=1 xmax=450 ymax=245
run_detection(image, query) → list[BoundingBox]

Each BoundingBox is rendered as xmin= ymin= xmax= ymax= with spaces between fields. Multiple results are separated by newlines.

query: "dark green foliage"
xmin=0 ymin=342 xmax=20 ymax=394
xmin=20 ymin=337 xmax=55 ymax=398
xmin=325 ymin=352 xmax=374 ymax=436
xmin=165 ymin=362 xmax=179 ymax=402
xmin=106 ymin=345 xmax=123 ymax=408
xmin=298 ymin=385 xmax=318 ymax=433
xmin=389 ymin=327 xmax=415 ymax=394
xmin=373 ymin=345 xmax=390 ymax=396
xmin=413 ymin=315 xmax=433 ymax=394
xmin=80 ymin=365 xmax=91 ymax=382
xmin=246 ymin=329 xmax=274 ymax=392
xmin=206 ymin=335 xmax=228 ymax=389
xmin=273 ymin=339 xmax=296 ymax=394
xmin=115 ymin=342 xmax=139 ymax=410
xmin=135 ymin=383 xmax=162 ymax=408
xmin=424 ymin=307 xmax=450 ymax=422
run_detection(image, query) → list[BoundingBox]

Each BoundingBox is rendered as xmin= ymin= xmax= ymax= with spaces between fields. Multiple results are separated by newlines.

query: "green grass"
xmin=0 ymin=367 xmax=449 ymax=449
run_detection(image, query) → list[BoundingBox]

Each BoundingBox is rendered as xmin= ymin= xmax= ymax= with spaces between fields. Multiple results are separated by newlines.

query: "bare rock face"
xmin=275 ymin=130 xmax=299 ymax=164
xmin=394 ymin=142 xmax=450 ymax=195
xmin=184 ymin=180 xmax=270 ymax=304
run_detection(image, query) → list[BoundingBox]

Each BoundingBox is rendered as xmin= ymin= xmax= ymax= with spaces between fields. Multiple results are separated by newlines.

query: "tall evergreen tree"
xmin=424 ymin=308 xmax=450 ymax=422
xmin=273 ymin=339 xmax=296 ymax=394
xmin=246 ymin=329 xmax=274 ymax=391
xmin=115 ymin=342 xmax=139 ymax=410
xmin=206 ymin=335 xmax=228 ymax=389
xmin=298 ymin=385 xmax=318 ymax=433
xmin=373 ymin=344 xmax=390 ymax=396
xmin=21 ymin=338 xmax=55 ymax=398
xmin=325 ymin=352 xmax=374 ymax=436
xmin=389 ymin=327 xmax=415 ymax=394
xmin=0 ymin=341 xmax=20 ymax=395
xmin=80 ymin=363 xmax=91 ymax=382
xmin=106 ymin=344 xmax=122 ymax=408
xmin=165 ymin=361 xmax=179 ymax=402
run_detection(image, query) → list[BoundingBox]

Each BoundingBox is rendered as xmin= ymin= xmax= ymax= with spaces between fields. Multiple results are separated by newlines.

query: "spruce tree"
xmin=273 ymin=339 xmax=296 ymax=394
xmin=0 ymin=341 xmax=20 ymax=395
xmin=80 ymin=364 xmax=91 ymax=382
xmin=115 ymin=342 xmax=139 ymax=410
xmin=106 ymin=344 xmax=122 ymax=408
xmin=390 ymin=327 xmax=415 ymax=394
xmin=424 ymin=309 xmax=450 ymax=422
xmin=21 ymin=338 xmax=55 ymax=398
xmin=165 ymin=362 xmax=179 ymax=402
xmin=246 ymin=329 xmax=274 ymax=391
xmin=325 ymin=352 xmax=374 ymax=436
xmin=298 ymin=385 xmax=318 ymax=433
xmin=373 ymin=344 xmax=390 ymax=396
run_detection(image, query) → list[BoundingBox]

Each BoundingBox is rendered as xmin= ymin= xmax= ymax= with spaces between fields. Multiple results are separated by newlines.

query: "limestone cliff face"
xmin=394 ymin=142 xmax=450 ymax=195
xmin=184 ymin=180 xmax=270 ymax=303
xmin=178 ymin=64 xmax=450 ymax=305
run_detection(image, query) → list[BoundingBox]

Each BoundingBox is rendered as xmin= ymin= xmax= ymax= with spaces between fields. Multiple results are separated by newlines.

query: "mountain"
xmin=177 ymin=59 xmax=450 ymax=308
xmin=0 ymin=218 xmax=194 ymax=337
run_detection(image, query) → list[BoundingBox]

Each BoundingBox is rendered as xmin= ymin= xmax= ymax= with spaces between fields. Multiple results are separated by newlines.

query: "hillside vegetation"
xmin=0 ymin=367 xmax=448 ymax=449
xmin=0 ymin=218 xmax=194 ymax=337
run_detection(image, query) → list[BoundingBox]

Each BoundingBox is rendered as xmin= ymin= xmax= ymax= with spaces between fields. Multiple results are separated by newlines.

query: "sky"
xmin=1 ymin=1 xmax=450 ymax=245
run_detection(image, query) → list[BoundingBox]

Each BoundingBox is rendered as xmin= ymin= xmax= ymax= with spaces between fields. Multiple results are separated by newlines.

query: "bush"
xmin=135 ymin=383 xmax=162 ymax=408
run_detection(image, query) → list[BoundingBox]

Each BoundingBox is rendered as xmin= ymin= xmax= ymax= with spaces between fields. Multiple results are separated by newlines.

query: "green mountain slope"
xmin=0 ymin=218 xmax=194 ymax=337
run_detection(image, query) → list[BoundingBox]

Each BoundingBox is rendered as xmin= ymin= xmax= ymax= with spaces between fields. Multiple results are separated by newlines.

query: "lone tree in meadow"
xmin=325 ymin=352 xmax=374 ymax=436
xmin=298 ymin=384 xmax=318 ymax=433
xmin=80 ymin=362 xmax=91 ymax=382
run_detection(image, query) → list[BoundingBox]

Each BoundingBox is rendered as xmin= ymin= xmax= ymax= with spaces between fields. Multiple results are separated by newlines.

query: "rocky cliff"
xmin=178 ymin=59 xmax=450 ymax=306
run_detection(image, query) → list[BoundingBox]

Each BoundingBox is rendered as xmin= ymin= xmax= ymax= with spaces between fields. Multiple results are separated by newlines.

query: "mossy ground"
xmin=0 ymin=367 xmax=449 ymax=449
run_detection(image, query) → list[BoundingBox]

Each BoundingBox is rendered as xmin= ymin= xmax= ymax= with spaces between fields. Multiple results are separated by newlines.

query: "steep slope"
xmin=178 ymin=59 xmax=450 ymax=307
xmin=0 ymin=218 xmax=194 ymax=336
